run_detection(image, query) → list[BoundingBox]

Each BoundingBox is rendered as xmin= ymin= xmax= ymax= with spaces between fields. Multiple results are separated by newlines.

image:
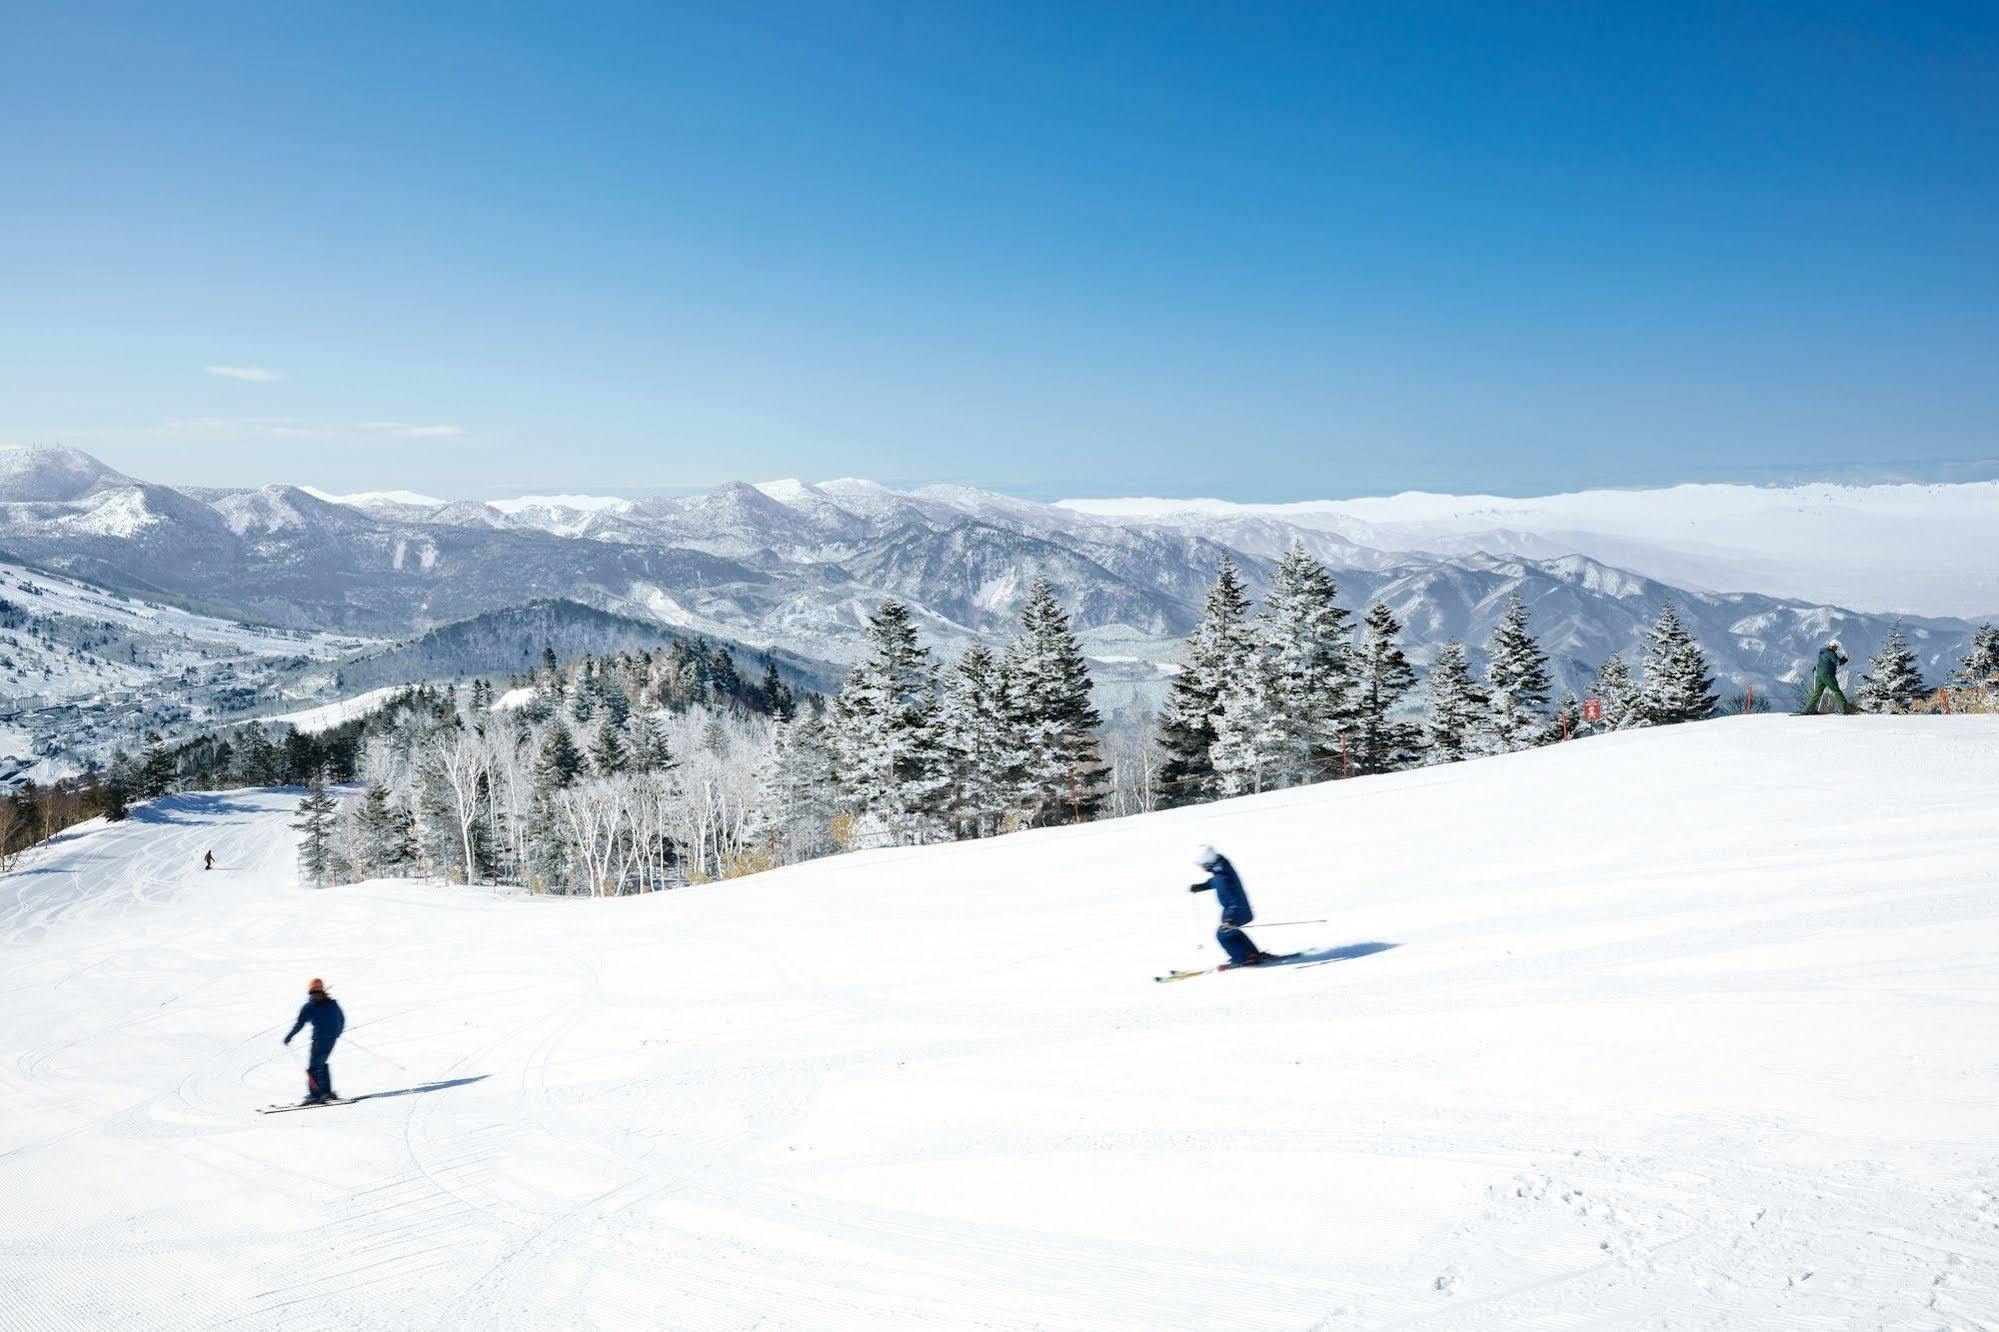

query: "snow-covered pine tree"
xmin=934 ymin=640 xmax=1014 ymax=837
xmin=246 ymin=722 xmax=285 ymax=785
xmin=765 ymin=712 xmax=840 ymax=861
xmin=569 ymin=670 xmax=596 ymax=724
xmin=627 ymin=712 xmax=674 ymax=772
xmin=1589 ymin=652 xmax=1642 ymax=731
xmin=1258 ymin=542 xmax=1353 ymax=784
xmin=760 ymin=661 xmax=796 ymax=720
xmin=590 ymin=721 xmax=628 ymax=775
xmin=1482 ymin=593 xmax=1552 ymax=753
xmin=533 ymin=723 xmax=584 ymax=792
xmin=353 ymin=780 xmax=414 ymax=876
xmin=1858 ymin=624 xmax=1926 ymax=714
xmin=137 ymin=733 xmax=176 ymax=799
xmin=1421 ymin=640 xmax=1486 ymax=765
xmin=1348 ymin=602 xmax=1418 ymax=775
xmin=1157 ymin=554 xmax=1255 ymax=806
xmin=1209 ymin=666 xmax=1282 ymax=795
xmin=1001 ymin=577 xmax=1103 ymax=824
xmin=830 ymin=598 xmax=943 ymax=844
xmin=1639 ymin=601 xmax=1718 ymax=725
xmin=1949 ymin=623 xmax=1999 ymax=698
xmin=600 ymin=674 xmax=631 ymax=727
xmin=294 ymin=774 xmax=340 ymax=885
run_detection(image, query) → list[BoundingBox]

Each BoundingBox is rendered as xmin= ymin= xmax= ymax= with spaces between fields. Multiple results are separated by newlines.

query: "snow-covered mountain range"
xmin=0 ymin=447 xmax=1988 ymax=712
xmin=1064 ymin=479 xmax=1999 ymax=620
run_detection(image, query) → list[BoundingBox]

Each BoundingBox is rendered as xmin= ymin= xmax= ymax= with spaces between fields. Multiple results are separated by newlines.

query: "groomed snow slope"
xmin=4 ymin=718 xmax=1998 ymax=1329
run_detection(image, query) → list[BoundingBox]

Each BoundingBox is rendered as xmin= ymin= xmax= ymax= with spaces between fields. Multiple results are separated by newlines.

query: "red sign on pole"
xmin=1581 ymin=698 xmax=1603 ymax=724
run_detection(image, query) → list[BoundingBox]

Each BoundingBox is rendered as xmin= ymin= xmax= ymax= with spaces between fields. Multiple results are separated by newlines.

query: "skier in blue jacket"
xmin=1189 ymin=845 xmax=1272 ymax=967
xmin=283 ymin=978 xmax=345 ymax=1104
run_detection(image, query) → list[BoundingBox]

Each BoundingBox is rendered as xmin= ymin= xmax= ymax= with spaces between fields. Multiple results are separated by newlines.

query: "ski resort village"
xmin=10 ymin=5 xmax=1999 ymax=1327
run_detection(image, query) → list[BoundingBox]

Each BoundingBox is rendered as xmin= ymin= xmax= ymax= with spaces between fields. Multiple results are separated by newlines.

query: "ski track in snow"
xmin=3 ymin=717 xmax=1999 ymax=1328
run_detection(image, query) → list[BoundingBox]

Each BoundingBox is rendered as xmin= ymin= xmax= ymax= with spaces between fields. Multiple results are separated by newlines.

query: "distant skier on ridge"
xmin=1189 ymin=845 xmax=1273 ymax=968
xmin=1801 ymin=640 xmax=1854 ymax=715
xmin=282 ymin=978 xmax=345 ymax=1104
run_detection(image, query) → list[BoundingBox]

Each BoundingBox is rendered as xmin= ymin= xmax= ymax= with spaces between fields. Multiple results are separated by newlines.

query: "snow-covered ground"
xmin=4 ymin=718 xmax=1997 ymax=1328
xmin=257 ymin=685 xmax=410 ymax=734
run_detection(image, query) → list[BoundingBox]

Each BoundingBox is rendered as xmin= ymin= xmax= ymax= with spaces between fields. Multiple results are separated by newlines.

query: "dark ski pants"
xmin=307 ymin=1045 xmax=336 ymax=1101
xmin=1217 ymin=920 xmax=1261 ymax=965
xmin=1803 ymin=674 xmax=1850 ymax=714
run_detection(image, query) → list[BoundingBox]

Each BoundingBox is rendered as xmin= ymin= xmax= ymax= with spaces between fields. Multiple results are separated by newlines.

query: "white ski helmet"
xmin=1195 ymin=844 xmax=1221 ymax=868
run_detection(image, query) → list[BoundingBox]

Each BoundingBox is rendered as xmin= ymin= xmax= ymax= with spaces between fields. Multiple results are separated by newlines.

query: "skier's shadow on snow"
xmin=1277 ymin=941 xmax=1400 ymax=968
xmin=345 ymin=1075 xmax=489 ymax=1104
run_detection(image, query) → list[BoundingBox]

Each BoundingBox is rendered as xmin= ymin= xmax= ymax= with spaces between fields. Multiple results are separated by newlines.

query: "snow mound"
xmin=258 ymin=686 xmax=408 ymax=733
xmin=3 ymin=718 xmax=1997 ymax=1327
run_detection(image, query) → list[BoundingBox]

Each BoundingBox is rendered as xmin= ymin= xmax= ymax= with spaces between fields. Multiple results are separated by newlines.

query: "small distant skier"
xmin=1802 ymin=639 xmax=1853 ymax=715
xmin=282 ymin=978 xmax=346 ymax=1104
xmin=1189 ymin=845 xmax=1273 ymax=968
xmin=203 ymin=851 xmax=213 ymax=872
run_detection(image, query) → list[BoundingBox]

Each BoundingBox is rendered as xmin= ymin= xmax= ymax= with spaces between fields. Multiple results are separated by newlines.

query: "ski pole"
xmin=344 ymin=1035 xmax=411 ymax=1073
xmin=1255 ymin=919 xmax=1328 ymax=928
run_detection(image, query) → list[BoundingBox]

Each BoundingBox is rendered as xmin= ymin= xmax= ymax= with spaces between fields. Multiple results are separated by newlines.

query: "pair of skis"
xmin=258 ymin=1096 xmax=356 ymax=1115
xmin=1154 ymin=951 xmax=1301 ymax=983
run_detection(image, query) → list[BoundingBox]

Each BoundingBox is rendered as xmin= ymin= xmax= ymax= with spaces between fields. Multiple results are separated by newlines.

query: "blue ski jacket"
xmin=285 ymin=995 xmax=345 ymax=1051
xmin=1191 ymin=856 xmax=1253 ymax=926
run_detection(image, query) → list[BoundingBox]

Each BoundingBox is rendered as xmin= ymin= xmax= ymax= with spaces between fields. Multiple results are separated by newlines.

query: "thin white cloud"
xmin=359 ymin=421 xmax=465 ymax=438
xmin=161 ymin=417 xmax=466 ymax=440
xmin=205 ymin=365 xmax=283 ymax=382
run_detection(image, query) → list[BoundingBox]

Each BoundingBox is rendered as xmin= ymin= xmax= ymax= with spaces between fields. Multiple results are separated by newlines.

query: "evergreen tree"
xmin=1157 ymin=555 xmax=1254 ymax=805
xmin=281 ymin=729 xmax=319 ymax=784
xmin=710 ymin=649 xmax=742 ymax=697
xmin=353 ymin=781 xmax=414 ymax=876
xmin=600 ymin=675 xmax=631 ymax=727
xmin=1001 ymin=577 xmax=1103 ymax=824
xmin=534 ymin=724 xmax=585 ymax=791
xmin=761 ymin=713 xmax=841 ymax=862
xmin=294 ymin=775 xmax=340 ymax=885
xmin=1258 ymin=543 xmax=1353 ymax=784
xmin=1210 ymin=666 xmax=1282 ymax=795
xmin=1639 ymin=601 xmax=1719 ymax=725
xmin=1347 ymin=602 xmax=1417 ymax=775
xmin=934 ymin=641 xmax=1013 ymax=836
xmin=1421 ymin=640 xmax=1486 ymax=765
xmin=1949 ymin=624 xmax=1999 ymax=697
xmin=760 ymin=661 xmax=797 ymax=720
xmin=1858 ymin=624 xmax=1926 ymax=714
xmin=137 ymin=733 xmax=175 ymax=799
xmin=236 ymin=722 xmax=283 ymax=786
xmin=830 ymin=599 xmax=943 ymax=843
xmin=1483 ymin=593 xmax=1551 ymax=752
xmin=627 ymin=712 xmax=675 ymax=772
xmin=1589 ymin=652 xmax=1643 ymax=731
xmin=591 ymin=721 xmax=628 ymax=776
xmin=102 ymin=778 xmax=130 ymax=823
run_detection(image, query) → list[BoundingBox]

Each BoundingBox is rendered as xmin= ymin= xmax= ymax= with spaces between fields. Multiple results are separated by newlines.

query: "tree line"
xmin=8 ymin=554 xmax=1995 ymax=883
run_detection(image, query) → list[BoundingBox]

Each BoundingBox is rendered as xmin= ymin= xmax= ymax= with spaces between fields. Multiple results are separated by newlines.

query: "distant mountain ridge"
xmin=0 ymin=447 xmax=1985 ymax=709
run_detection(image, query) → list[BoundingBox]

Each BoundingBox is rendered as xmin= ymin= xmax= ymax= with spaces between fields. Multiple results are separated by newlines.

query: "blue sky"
xmin=4 ymin=3 xmax=1995 ymax=500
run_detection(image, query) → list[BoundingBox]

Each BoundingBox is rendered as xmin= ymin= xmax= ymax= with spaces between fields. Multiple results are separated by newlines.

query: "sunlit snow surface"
xmin=3 ymin=717 xmax=1997 ymax=1328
